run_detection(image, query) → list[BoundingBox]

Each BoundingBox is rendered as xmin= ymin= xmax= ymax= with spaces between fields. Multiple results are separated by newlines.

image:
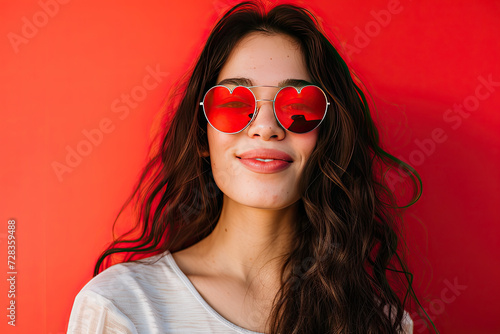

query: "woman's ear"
xmin=200 ymin=150 xmax=210 ymax=158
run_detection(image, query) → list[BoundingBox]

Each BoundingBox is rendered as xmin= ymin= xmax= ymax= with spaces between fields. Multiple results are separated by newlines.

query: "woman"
xmin=69 ymin=1 xmax=434 ymax=333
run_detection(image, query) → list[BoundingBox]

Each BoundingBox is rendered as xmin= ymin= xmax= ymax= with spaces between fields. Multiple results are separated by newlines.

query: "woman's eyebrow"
xmin=217 ymin=78 xmax=253 ymax=86
xmin=278 ymin=79 xmax=314 ymax=87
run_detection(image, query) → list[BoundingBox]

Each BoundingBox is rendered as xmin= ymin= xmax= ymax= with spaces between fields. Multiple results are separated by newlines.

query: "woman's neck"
xmin=192 ymin=194 xmax=298 ymax=286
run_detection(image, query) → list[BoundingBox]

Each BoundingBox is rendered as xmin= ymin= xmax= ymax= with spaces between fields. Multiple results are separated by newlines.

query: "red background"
xmin=1 ymin=0 xmax=499 ymax=333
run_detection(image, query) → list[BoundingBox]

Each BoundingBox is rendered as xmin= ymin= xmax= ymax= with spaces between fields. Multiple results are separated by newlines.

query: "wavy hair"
xmin=94 ymin=2 xmax=435 ymax=333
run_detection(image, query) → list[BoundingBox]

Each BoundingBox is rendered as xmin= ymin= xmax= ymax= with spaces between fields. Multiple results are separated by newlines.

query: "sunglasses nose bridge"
xmin=249 ymin=98 xmax=285 ymax=132
xmin=254 ymin=98 xmax=276 ymax=116
xmin=255 ymin=98 xmax=274 ymax=109
xmin=254 ymin=98 xmax=274 ymax=115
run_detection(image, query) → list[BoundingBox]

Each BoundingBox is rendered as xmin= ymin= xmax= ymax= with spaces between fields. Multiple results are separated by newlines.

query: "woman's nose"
xmin=246 ymin=101 xmax=286 ymax=140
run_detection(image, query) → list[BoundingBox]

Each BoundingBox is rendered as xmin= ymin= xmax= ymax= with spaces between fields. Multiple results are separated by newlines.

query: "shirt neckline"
xmin=164 ymin=250 xmax=266 ymax=334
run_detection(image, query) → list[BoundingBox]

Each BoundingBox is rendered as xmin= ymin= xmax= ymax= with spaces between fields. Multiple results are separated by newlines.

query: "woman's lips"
xmin=238 ymin=158 xmax=292 ymax=173
xmin=236 ymin=149 xmax=293 ymax=174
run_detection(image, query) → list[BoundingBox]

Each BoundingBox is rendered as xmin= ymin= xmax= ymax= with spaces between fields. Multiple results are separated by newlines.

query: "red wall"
xmin=1 ymin=0 xmax=498 ymax=333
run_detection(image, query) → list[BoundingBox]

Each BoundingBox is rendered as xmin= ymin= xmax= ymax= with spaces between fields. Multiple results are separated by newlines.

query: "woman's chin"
xmin=225 ymin=193 xmax=300 ymax=211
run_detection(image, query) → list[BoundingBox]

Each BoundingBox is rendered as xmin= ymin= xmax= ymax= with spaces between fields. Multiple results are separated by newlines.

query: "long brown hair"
xmin=95 ymin=2 xmax=433 ymax=333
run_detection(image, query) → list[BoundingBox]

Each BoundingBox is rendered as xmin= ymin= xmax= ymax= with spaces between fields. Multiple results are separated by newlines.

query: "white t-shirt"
xmin=67 ymin=250 xmax=413 ymax=333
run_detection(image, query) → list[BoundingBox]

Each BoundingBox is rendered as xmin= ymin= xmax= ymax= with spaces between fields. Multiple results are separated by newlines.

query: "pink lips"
xmin=237 ymin=149 xmax=293 ymax=174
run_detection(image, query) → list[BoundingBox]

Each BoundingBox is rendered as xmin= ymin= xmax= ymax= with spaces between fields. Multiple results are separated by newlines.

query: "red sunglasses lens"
xmin=275 ymin=86 xmax=327 ymax=133
xmin=203 ymin=86 xmax=255 ymax=133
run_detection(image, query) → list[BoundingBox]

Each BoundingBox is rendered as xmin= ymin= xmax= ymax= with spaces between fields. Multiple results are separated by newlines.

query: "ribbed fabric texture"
xmin=68 ymin=250 xmax=413 ymax=333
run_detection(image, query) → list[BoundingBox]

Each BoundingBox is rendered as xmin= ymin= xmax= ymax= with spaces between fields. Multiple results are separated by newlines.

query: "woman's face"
xmin=207 ymin=32 xmax=318 ymax=209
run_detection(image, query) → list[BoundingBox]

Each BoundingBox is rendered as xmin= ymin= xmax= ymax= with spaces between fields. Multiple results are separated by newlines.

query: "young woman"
xmin=69 ymin=1 xmax=433 ymax=333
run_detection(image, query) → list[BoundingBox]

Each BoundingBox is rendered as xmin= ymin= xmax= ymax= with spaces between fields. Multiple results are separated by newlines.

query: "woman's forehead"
xmin=216 ymin=33 xmax=310 ymax=86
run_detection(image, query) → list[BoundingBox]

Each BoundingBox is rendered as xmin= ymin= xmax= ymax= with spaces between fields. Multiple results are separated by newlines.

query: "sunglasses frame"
xmin=199 ymin=85 xmax=330 ymax=135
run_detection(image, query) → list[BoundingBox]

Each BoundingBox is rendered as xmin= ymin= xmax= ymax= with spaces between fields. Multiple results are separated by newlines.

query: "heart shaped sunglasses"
xmin=199 ymin=85 xmax=330 ymax=134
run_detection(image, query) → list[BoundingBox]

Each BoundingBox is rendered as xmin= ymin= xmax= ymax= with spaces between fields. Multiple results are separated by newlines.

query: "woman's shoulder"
xmin=76 ymin=251 xmax=178 ymax=301
xmin=68 ymin=250 xmax=209 ymax=333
